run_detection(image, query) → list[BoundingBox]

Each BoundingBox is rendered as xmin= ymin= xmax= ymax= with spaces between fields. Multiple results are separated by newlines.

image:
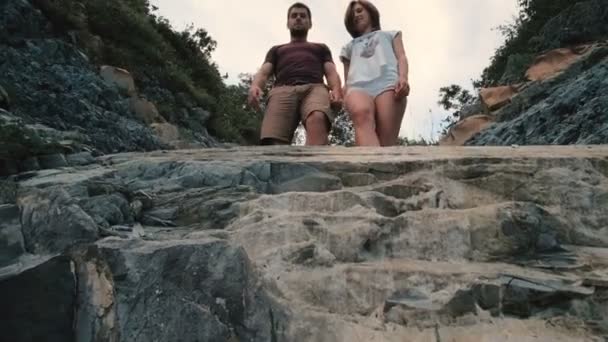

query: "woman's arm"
xmin=392 ymin=33 xmax=410 ymax=98
xmin=342 ymin=59 xmax=350 ymax=95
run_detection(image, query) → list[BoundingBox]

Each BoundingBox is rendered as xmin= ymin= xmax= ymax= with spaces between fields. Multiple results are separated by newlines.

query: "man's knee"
xmin=305 ymin=111 xmax=329 ymax=129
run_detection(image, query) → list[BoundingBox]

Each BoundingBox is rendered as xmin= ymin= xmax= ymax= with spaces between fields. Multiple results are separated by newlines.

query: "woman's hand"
xmin=394 ymin=77 xmax=410 ymax=99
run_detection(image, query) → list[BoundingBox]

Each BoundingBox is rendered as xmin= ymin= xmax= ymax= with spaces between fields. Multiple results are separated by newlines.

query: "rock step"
xmin=231 ymin=201 xmax=590 ymax=266
xmin=284 ymin=310 xmax=599 ymax=342
xmin=276 ymin=258 xmax=591 ymax=316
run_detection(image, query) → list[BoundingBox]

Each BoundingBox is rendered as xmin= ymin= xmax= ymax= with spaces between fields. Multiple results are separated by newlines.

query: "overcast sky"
xmin=150 ymin=0 xmax=518 ymax=141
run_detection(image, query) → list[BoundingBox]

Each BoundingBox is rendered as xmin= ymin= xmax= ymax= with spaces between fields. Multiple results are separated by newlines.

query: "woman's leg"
xmin=344 ymin=90 xmax=380 ymax=146
xmin=374 ymin=91 xmax=407 ymax=146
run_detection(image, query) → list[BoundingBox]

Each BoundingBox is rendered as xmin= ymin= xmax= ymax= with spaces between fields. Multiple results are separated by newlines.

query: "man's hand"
xmin=394 ymin=77 xmax=410 ymax=99
xmin=329 ymin=89 xmax=343 ymax=111
xmin=247 ymin=85 xmax=263 ymax=110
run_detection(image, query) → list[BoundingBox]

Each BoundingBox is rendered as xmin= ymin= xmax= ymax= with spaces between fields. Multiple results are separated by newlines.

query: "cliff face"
xmin=468 ymin=43 xmax=608 ymax=145
xmin=1 ymin=146 xmax=608 ymax=341
xmin=441 ymin=0 xmax=608 ymax=147
xmin=0 ymin=0 xmax=221 ymax=175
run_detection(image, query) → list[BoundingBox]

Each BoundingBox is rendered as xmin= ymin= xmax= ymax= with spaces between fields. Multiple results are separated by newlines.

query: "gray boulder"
xmin=80 ymin=193 xmax=133 ymax=228
xmin=97 ymin=237 xmax=279 ymax=342
xmin=0 ymin=256 xmax=77 ymax=342
xmin=0 ymin=204 xmax=24 ymax=267
xmin=0 ymin=84 xmax=8 ymax=109
xmin=19 ymin=188 xmax=99 ymax=254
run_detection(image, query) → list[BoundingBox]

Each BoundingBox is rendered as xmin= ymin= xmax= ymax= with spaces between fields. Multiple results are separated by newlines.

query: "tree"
xmin=398 ymin=136 xmax=435 ymax=146
xmin=437 ymin=84 xmax=475 ymax=135
xmin=438 ymin=85 xmax=474 ymax=112
xmin=479 ymin=0 xmax=584 ymax=86
xmin=210 ymin=73 xmax=273 ymax=144
xmin=329 ymin=109 xmax=355 ymax=146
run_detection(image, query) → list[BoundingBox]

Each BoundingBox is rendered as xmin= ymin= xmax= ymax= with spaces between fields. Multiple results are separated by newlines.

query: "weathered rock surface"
xmin=0 ymin=33 xmax=165 ymax=153
xmin=0 ymin=256 xmax=77 ymax=342
xmin=438 ymin=0 xmax=608 ymax=147
xmin=97 ymin=237 xmax=277 ymax=342
xmin=0 ymin=84 xmax=9 ymax=109
xmin=0 ymin=0 xmax=219 ymax=162
xmin=480 ymin=85 xmax=520 ymax=112
xmin=0 ymin=204 xmax=24 ymax=267
xmin=468 ymin=44 xmax=608 ymax=146
xmin=525 ymin=45 xmax=592 ymax=82
xmin=129 ymin=97 xmax=166 ymax=125
xmin=100 ymin=66 xmax=137 ymax=97
xmin=439 ymin=114 xmax=494 ymax=146
xmin=19 ymin=187 xmax=99 ymax=254
xmin=0 ymin=146 xmax=607 ymax=341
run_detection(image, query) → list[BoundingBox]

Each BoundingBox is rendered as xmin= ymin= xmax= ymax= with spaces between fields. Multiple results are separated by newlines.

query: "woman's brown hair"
xmin=344 ymin=0 xmax=381 ymax=38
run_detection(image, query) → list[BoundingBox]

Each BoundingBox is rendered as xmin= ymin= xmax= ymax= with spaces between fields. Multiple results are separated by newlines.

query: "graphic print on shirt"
xmin=360 ymin=35 xmax=379 ymax=58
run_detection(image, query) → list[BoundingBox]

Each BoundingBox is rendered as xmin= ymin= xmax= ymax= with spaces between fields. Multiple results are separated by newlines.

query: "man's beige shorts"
xmin=261 ymin=84 xmax=334 ymax=143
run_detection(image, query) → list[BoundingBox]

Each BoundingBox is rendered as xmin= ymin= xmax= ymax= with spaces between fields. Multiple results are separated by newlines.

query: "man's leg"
xmin=301 ymin=85 xmax=332 ymax=146
xmin=303 ymin=111 xmax=330 ymax=145
xmin=260 ymin=86 xmax=299 ymax=145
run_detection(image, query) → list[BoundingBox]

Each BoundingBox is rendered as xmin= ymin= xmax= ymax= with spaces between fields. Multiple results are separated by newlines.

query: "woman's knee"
xmin=349 ymin=105 xmax=375 ymax=126
xmin=345 ymin=93 xmax=375 ymax=126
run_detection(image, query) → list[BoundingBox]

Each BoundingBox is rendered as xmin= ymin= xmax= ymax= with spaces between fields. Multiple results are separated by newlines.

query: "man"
xmin=248 ymin=2 xmax=343 ymax=146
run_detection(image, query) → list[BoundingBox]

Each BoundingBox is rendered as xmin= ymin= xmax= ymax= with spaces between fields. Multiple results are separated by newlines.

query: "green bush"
xmin=211 ymin=81 xmax=263 ymax=144
xmin=500 ymin=53 xmax=535 ymax=83
xmin=31 ymin=0 xmax=88 ymax=30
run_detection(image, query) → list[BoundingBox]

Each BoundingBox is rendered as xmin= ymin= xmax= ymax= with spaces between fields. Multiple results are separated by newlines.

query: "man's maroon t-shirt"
xmin=264 ymin=42 xmax=334 ymax=86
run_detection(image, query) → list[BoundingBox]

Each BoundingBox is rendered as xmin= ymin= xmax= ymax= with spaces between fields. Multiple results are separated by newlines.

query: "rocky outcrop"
xmin=129 ymin=97 xmax=166 ymax=125
xmin=0 ymin=85 xmax=9 ymax=109
xmin=99 ymin=66 xmax=136 ymax=97
xmin=479 ymin=85 xmax=520 ymax=112
xmin=440 ymin=0 xmax=608 ymax=147
xmin=439 ymin=114 xmax=493 ymax=146
xmin=525 ymin=44 xmax=592 ymax=81
xmin=0 ymin=0 xmax=218 ymax=169
xmin=467 ymin=44 xmax=608 ymax=145
xmin=19 ymin=187 xmax=100 ymax=254
xmin=0 ymin=146 xmax=607 ymax=341
xmin=0 ymin=256 xmax=78 ymax=342
xmin=0 ymin=110 xmax=97 ymax=175
xmin=443 ymin=42 xmax=608 ymax=146
xmin=0 ymin=204 xmax=23 ymax=267
xmin=0 ymin=35 xmax=165 ymax=154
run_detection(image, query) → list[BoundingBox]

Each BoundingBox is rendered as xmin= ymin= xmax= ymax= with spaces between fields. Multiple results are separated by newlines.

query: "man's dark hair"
xmin=288 ymin=2 xmax=312 ymax=20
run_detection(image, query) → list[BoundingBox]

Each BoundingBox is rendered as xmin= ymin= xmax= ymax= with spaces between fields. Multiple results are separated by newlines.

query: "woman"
xmin=340 ymin=0 xmax=410 ymax=146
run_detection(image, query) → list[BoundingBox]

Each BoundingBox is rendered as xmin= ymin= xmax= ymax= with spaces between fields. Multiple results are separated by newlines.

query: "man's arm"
xmin=324 ymin=62 xmax=342 ymax=94
xmin=392 ymin=33 xmax=410 ymax=99
xmin=248 ymin=62 xmax=273 ymax=110
xmin=324 ymin=61 xmax=343 ymax=105
xmin=251 ymin=62 xmax=273 ymax=90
